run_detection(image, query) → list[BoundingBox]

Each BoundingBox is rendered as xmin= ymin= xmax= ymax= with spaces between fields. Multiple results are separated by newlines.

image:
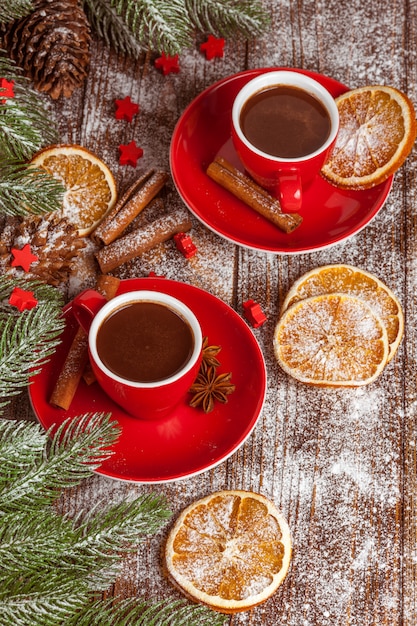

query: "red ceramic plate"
xmin=29 ymin=278 xmax=266 ymax=483
xmin=170 ymin=68 xmax=393 ymax=254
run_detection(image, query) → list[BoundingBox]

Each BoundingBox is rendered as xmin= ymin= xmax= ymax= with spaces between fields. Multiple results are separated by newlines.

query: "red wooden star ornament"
xmin=9 ymin=287 xmax=38 ymax=312
xmin=200 ymin=35 xmax=225 ymax=60
xmin=11 ymin=244 xmax=39 ymax=272
xmin=0 ymin=78 xmax=15 ymax=103
xmin=114 ymin=96 xmax=139 ymax=122
xmin=118 ymin=140 xmax=143 ymax=167
xmin=154 ymin=53 xmax=180 ymax=75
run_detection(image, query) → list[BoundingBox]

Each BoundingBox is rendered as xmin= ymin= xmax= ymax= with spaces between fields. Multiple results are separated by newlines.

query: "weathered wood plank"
xmin=3 ymin=1 xmax=417 ymax=624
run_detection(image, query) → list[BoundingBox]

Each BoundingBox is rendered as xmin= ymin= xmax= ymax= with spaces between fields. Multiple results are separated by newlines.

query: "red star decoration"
xmin=118 ymin=140 xmax=143 ymax=167
xmin=11 ymin=244 xmax=39 ymax=272
xmin=200 ymin=35 xmax=225 ymax=60
xmin=154 ymin=53 xmax=180 ymax=75
xmin=114 ymin=96 xmax=139 ymax=122
xmin=9 ymin=287 xmax=38 ymax=312
xmin=0 ymin=78 xmax=15 ymax=103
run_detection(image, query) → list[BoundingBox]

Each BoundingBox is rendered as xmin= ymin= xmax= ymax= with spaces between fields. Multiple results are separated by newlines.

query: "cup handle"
xmin=72 ymin=289 xmax=108 ymax=334
xmin=276 ymin=169 xmax=302 ymax=213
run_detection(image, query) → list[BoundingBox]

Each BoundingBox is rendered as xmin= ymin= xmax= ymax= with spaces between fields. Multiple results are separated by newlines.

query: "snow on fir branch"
xmin=0 ymin=53 xmax=64 ymax=217
xmin=185 ymin=0 xmax=270 ymax=40
xmin=0 ymin=413 xmax=120 ymax=511
xmin=0 ymin=53 xmax=59 ymax=161
xmin=83 ymin=0 xmax=270 ymax=58
xmin=0 ymin=160 xmax=65 ymax=217
xmin=0 ymin=414 xmax=227 ymax=626
xmin=83 ymin=0 xmax=189 ymax=59
xmin=0 ymin=276 xmax=64 ymax=409
xmin=65 ymin=598 xmax=229 ymax=625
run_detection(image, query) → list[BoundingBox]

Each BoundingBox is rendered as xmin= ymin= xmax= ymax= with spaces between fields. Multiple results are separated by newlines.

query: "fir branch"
xmin=0 ymin=413 xmax=121 ymax=512
xmin=67 ymin=598 xmax=228 ymax=626
xmin=0 ymin=511 xmax=121 ymax=598
xmin=0 ymin=414 xmax=202 ymax=626
xmin=0 ymin=54 xmax=63 ymax=217
xmin=84 ymin=0 xmax=269 ymax=57
xmin=84 ymin=0 xmax=191 ymax=58
xmin=124 ymin=0 xmax=192 ymax=56
xmin=0 ymin=570 xmax=88 ymax=626
xmin=0 ymin=275 xmax=63 ymax=309
xmin=0 ymin=508 xmax=83 ymax=578
xmin=0 ymin=277 xmax=64 ymax=409
xmin=0 ymin=53 xmax=59 ymax=161
xmin=83 ymin=0 xmax=143 ymax=59
xmin=79 ymin=493 xmax=172 ymax=547
xmin=0 ymin=159 xmax=65 ymax=216
xmin=0 ymin=497 xmax=171 ymax=601
xmin=0 ymin=0 xmax=34 ymax=23
xmin=0 ymin=417 xmax=45 ymax=476
xmin=185 ymin=0 xmax=270 ymax=39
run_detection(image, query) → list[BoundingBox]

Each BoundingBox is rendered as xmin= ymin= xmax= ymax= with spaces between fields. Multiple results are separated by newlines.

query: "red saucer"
xmin=29 ymin=278 xmax=266 ymax=483
xmin=170 ymin=68 xmax=393 ymax=254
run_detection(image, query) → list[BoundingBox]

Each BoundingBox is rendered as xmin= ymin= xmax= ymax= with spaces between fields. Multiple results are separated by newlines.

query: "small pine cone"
xmin=0 ymin=0 xmax=91 ymax=99
xmin=0 ymin=213 xmax=86 ymax=286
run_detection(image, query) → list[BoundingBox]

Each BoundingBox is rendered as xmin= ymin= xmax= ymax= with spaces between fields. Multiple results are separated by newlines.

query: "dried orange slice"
xmin=164 ymin=490 xmax=292 ymax=614
xmin=31 ymin=144 xmax=117 ymax=236
xmin=321 ymin=85 xmax=417 ymax=189
xmin=281 ymin=264 xmax=403 ymax=361
xmin=274 ymin=293 xmax=389 ymax=386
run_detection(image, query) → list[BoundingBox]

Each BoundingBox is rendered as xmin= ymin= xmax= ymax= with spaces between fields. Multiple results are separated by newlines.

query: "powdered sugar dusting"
xmin=168 ymin=493 xmax=287 ymax=603
xmin=275 ymin=294 xmax=388 ymax=383
xmin=19 ymin=0 xmax=417 ymax=623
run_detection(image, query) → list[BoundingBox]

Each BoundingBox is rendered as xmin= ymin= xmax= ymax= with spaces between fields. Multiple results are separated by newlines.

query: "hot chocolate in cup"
xmin=231 ymin=70 xmax=339 ymax=213
xmin=72 ymin=289 xmax=203 ymax=420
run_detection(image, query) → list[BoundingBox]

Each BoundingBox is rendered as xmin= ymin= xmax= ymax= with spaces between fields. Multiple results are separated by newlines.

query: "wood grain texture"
xmin=4 ymin=1 xmax=417 ymax=624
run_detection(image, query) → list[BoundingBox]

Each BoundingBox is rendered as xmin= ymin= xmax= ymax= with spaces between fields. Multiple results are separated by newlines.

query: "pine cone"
xmin=0 ymin=213 xmax=86 ymax=286
xmin=0 ymin=0 xmax=91 ymax=99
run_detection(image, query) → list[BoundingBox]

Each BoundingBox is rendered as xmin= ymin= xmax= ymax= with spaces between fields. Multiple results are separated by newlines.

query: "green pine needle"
xmin=0 ymin=574 xmax=88 ymax=626
xmin=83 ymin=0 xmax=143 ymax=58
xmin=0 ymin=54 xmax=63 ymax=217
xmin=0 ymin=414 xmax=223 ymax=626
xmin=0 ymin=509 xmax=120 ymax=596
xmin=0 ymin=508 xmax=85 ymax=577
xmin=0 ymin=0 xmax=34 ymax=23
xmin=66 ymin=598 xmax=228 ymax=626
xmin=0 ymin=493 xmax=170 ymax=596
xmin=185 ymin=0 xmax=269 ymax=39
xmin=83 ymin=0 xmax=270 ymax=57
xmin=79 ymin=493 xmax=172 ymax=546
xmin=0 ymin=277 xmax=65 ymax=410
xmin=0 ymin=413 xmax=121 ymax=512
xmin=0 ymin=160 xmax=65 ymax=216
xmin=83 ymin=0 xmax=191 ymax=58
xmin=0 ymin=54 xmax=59 ymax=161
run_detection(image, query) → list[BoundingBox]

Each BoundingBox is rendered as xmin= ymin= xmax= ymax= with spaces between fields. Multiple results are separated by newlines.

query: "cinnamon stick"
xmin=206 ymin=157 xmax=303 ymax=233
xmin=96 ymin=274 xmax=122 ymax=299
xmin=92 ymin=169 xmax=169 ymax=245
xmin=49 ymin=327 xmax=89 ymax=411
xmin=95 ymin=208 xmax=192 ymax=274
xmin=49 ymin=274 xmax=121 ymax=409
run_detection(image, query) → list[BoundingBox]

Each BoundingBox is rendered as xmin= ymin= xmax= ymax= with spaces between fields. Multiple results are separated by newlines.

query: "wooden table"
xmin=7 ymin=1 xmax=417 ymax=624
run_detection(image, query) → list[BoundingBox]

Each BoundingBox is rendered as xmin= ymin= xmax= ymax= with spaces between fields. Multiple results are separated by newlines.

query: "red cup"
xmin=72 ymin=289 xmax=202 ymax=420
xmin=231 ymin=70 xmax=339 ymax=213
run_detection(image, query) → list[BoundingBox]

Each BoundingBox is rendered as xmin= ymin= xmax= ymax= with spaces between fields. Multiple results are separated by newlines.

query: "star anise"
xmin=189 ymin=366 xmax=235 ymax=414
xmin=200 ymin=336 xmax=221 ymax=373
